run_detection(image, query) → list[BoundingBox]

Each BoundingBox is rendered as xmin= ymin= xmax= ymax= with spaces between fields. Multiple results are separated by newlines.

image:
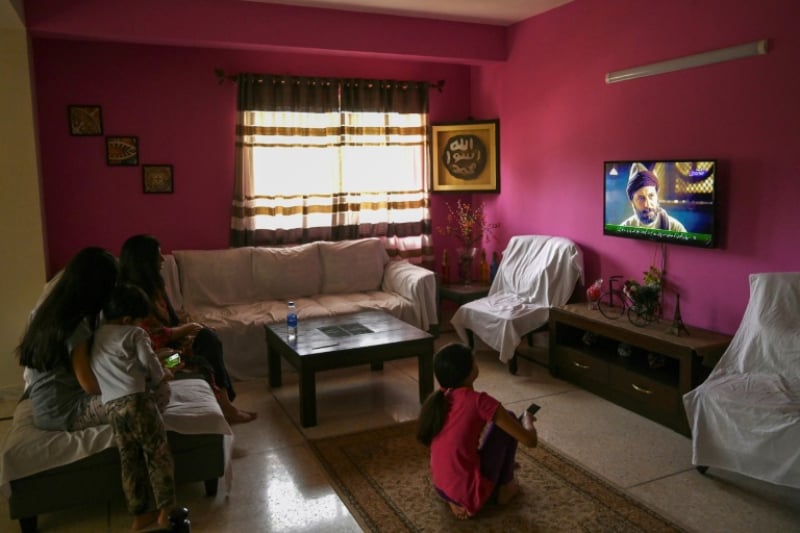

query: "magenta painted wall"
xmin=32 ymin=39 xmax=471 ymax=276
xmin=27 ymin=0 xmax=800 ymax=335
xmin=24 ymin=0 xmax=506 ymax=63
xmin=471 ymin=0 xmax=800 ymax=334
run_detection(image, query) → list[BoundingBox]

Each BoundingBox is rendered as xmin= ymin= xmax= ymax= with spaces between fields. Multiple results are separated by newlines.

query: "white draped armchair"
xmin=683 ymin=272 xmax=800 ymax=488
xmin=450 ymin=235 xmax=584 ymax=373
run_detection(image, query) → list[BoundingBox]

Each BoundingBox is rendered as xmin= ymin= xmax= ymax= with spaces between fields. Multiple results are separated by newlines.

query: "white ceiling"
xmin=245 ymin=0 xmax=573 ymax=25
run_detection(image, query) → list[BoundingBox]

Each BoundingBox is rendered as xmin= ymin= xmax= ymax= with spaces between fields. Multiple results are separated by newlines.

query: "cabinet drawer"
xmin=609 ymin=366 xmax=679 ymax=415
xmin=555 ymin=349 xmax=609 ymax=386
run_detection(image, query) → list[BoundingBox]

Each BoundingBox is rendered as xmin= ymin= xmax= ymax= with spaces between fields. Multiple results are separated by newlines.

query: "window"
xmin=231 ymin=75 xmax=432 ymax=262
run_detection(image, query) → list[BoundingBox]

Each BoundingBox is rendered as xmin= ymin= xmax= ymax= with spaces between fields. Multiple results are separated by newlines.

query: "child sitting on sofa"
xmin=90 ymin=283 xmax=179 ymax=531
xmin=416 ymin=343 xmax=538 ymax=519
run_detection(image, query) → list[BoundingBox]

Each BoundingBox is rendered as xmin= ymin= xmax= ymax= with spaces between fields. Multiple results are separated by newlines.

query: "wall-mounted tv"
xmin=604 ymin=160 xmax=717 ymax=248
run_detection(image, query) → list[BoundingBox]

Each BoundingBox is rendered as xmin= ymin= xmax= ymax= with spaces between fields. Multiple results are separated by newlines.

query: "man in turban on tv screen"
xmin=620 ymin=163 xmax=687 ymax=232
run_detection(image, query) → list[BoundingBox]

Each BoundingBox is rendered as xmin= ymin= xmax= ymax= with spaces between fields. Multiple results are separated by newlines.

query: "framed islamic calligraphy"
xmin=431 ymin=119 xmax=499 ymax=193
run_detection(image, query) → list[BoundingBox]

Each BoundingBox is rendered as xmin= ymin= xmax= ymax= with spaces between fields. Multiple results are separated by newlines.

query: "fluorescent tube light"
xmin=605 ymin=39 xmax=768 ymax=84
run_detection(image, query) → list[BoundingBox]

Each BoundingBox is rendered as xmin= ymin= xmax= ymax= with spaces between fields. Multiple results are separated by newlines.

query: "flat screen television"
xmin=603 ymin=159 xmax=718 ymax=248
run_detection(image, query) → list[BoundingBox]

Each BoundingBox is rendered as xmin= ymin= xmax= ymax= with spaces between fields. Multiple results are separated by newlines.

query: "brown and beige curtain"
xmin=231 ymin=73 xmax=433 ymax=263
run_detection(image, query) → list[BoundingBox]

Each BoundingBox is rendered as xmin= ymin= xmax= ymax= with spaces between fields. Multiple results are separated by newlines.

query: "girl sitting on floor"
xmin=417 ymin=343 xmax=538 ymax=519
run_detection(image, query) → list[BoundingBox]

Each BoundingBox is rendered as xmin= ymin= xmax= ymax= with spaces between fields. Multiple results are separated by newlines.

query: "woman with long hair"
xmin=417 ymin=343 xmax=538 ymax=519
xmin=18 ymin=247 xmax=118 ymax=430
xmin=118 ymin=234 xmax=255 ymax=424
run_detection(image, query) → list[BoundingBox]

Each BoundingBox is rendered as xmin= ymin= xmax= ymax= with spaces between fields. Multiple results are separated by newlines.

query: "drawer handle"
xmin=572 ymin=361 xmax=590 ymax=370
xmin=631 ymin=383 xmax=653 ymax=395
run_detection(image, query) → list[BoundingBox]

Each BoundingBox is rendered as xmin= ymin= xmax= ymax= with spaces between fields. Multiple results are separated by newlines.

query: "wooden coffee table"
xmin=265 ymin=310 xmax=435 ymax=427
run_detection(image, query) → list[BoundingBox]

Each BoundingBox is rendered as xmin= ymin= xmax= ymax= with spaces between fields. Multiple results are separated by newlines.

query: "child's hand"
xmin=522 ymin=411 xmax=537 ymax=431
xmin=157 ymin=347 xmax=177 ymax=359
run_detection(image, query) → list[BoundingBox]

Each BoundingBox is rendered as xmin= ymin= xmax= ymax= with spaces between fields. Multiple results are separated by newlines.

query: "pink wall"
xmin=32 ymin=40 xmax=471 ymax=276
xmin=24 ymin=0 xmax=506 ymax=63
xmin=27 ymin=0 xmax=800 ymax=335
xmin=471 ymin=0 xmax=800 ymax=333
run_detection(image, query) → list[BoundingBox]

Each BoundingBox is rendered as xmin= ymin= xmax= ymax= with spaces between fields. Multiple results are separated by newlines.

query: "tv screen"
xmin=604 ymin=160 xmax=717 ymax=248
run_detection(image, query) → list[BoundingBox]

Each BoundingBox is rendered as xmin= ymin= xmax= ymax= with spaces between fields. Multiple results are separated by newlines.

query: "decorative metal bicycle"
xmin=597 ymin=275 xmax=662 ymax=327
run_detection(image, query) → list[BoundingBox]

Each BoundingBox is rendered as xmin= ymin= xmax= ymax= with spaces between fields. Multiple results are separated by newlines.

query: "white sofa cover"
xmin=451 ymin=235 xmax=584 ymax=363
xmin=162 ymin=238 xmax=437 ymax=380
xmin=683 ymin=272 xmax=800 ymax=488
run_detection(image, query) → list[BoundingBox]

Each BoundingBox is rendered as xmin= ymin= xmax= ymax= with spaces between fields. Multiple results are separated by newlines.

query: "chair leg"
xmin=204 ymin=478 xmax=219 ymax=496
xmin=19 ymin=516 xmax=37 ymax=533
xmin=465 ymin=329 xmax=475 ymax=349
xmin=509 ymin=354 xmax=518 ymax=375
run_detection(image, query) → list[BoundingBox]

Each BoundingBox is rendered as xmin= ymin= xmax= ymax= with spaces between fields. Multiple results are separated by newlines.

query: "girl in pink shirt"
xmin=417 ymin=343 xmax=538 ymax=519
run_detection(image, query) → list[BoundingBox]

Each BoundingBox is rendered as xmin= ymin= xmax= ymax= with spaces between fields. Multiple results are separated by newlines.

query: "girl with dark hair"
xmin=17 ymin=247 xmax=118 ymax=431
xmin=417 ymin=343 xmax=538 ymax=519
xmin=91 ymin=283 xmax=178 ymax=531
xmin=119 ymin=234 xmax=255 ymax=424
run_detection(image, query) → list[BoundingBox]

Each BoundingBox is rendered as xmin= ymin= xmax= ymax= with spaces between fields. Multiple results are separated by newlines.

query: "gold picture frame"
xmin=68 ymin=105 xmax=103 ymax=136
xmin=142 ymin=164 xmax=174 ymax=194
xmin=431 ymin=119 xmax=500 ymax=193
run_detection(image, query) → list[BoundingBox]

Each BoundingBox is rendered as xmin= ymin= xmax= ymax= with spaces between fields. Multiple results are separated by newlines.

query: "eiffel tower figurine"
xmin=667 ymin=293 xmax=690 ymax=337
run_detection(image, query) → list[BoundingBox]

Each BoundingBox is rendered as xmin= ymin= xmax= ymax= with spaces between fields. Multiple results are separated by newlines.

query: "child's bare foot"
xmin=447 ymin=501 xmax=472 ymax=520
xmin=497 ymin=479 xmax=521 ymax=505
xmin=131 ymin=510 xmax=159 ymax=531
xmin=157 ymin=508 xmax=171 ymax=529
xmin=226 ymin=409 xmax=257 ymax=424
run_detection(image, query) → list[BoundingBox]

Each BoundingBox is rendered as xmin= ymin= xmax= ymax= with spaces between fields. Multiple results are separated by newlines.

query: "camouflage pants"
xmin=70 ymin=394 xmax=108 ymax=430
xmin=106 ymin=393 xmax=175 ymax=515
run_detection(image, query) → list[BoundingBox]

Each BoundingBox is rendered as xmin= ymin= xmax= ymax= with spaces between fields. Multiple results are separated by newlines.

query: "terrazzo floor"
xmin=1 ymin=330 xmax=799 ymax=532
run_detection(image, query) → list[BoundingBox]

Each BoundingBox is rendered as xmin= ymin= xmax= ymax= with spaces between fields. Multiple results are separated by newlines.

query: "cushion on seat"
xmin=175 ymin=248 xmax=254 ymax=307
xmin=252 ymin=242 xmax=321 ymax=300
xmin=319 ymin=238 xmax=389 ymax=294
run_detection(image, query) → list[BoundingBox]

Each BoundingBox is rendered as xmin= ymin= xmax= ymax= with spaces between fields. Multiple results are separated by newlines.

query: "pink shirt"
xmin=430 ymin=387 xmax=500 ymax=514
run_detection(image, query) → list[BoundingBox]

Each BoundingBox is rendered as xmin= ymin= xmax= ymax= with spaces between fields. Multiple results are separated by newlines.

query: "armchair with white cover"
xmin=450 ymin=235 xmax=584 ymax=374
xmin=683 ymin=272 xmax=800 ymax=488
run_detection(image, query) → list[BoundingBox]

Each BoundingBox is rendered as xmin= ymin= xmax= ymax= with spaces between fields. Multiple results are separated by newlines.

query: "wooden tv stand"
xmin=548 ymin=303 xmax=732 ymax=436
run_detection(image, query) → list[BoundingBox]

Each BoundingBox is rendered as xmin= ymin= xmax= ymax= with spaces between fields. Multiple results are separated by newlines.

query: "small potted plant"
xmin=623 ymin=266 xmax=662 ymax=320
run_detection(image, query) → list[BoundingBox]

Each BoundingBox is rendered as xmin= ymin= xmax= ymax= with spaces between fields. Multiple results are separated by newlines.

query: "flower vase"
xmin=457 ymin=247 xmax=479 ymax=286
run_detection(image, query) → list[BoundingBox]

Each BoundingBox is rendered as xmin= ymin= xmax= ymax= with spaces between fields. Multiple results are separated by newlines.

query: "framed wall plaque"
xmin=431 ymin=119 xmax=500 ymax=193
xmin=106 ymin=136 xmax=139 ymax=166
xmin=68 ymin=105 xmax=103 ymax=136
xmin=142 ymin=165 xmax=174 ymax=194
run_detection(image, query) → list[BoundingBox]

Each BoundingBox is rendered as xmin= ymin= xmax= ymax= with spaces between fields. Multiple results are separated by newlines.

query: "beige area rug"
xmin=309 ymin=422 xmax=687 ymax=532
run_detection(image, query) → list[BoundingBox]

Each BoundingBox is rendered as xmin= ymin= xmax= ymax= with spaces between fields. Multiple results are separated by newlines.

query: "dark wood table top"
xmin=264 ymin=310 xmax=432 ymax=357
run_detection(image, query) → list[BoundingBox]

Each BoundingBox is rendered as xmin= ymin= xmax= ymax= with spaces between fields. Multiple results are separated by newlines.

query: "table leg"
xmin=299 ymin=368 xmax=317 ymax=427
xmin=268 ymin=344 xmax=282 ymax=388
xmin=418 ymin=347 xmax=434 ymax=402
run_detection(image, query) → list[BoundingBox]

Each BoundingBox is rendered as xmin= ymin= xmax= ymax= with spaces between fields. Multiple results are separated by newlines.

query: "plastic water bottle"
xmin=287 ymin=301 xmax=298 ymax=341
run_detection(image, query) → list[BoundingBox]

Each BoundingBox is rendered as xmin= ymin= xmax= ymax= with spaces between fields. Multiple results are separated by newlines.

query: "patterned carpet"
xmin=309 ymin=421 xmax=687 ymax=532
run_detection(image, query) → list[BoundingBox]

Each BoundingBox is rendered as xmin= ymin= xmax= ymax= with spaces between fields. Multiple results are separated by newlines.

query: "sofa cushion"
xmin=252 ymin=242 xmax=321 ymax=301
xmin=174 ymin=248 xmax=254 ymax=307
xmin=319 ymin=238 xmax=389 ymax=294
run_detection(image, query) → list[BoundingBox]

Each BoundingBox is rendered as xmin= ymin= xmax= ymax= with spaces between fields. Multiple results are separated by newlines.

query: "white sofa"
xmin=162 ymin=238 xmax=437 ymax=380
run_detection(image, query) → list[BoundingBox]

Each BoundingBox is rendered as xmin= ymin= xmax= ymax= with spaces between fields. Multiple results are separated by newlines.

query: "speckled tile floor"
xmin=1 ymin=330 xmax=799 ymax=532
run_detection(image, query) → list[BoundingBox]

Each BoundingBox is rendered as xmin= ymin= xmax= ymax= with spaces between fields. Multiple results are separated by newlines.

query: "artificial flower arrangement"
xmin=623 ymin=266 xmax=663 ymax=312
xmin=437 ymin=199 xmax=499 ymax=249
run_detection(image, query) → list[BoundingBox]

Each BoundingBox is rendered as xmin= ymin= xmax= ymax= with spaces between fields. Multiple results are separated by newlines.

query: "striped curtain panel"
xmin=231 ymin=74 xmax=433 ymax=264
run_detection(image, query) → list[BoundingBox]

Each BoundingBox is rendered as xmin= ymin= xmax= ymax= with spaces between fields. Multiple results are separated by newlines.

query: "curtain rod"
xmin=214 ymin=69 xmax=445 ymax=92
